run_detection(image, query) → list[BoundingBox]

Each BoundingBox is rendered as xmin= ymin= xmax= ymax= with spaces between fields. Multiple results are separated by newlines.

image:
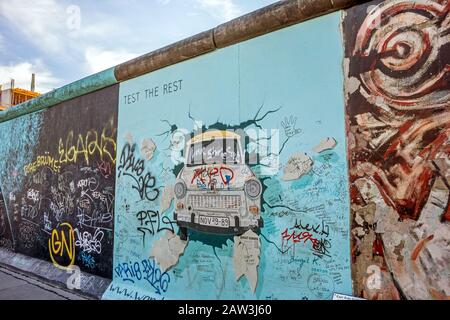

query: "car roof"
xmin=187 ymin=130 xmax=241 ymax=145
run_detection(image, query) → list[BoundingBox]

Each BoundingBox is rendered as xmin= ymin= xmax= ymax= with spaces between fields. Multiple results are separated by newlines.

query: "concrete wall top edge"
xmin=114 ymin=29 xmax=216 ymax=82
xmin=0 ymin=0 xmax=370 ymax=124
xmin=115 ymin=0 xmax=369 ymax=81
xmin=0 ymin=68 xmax=117 ymax=124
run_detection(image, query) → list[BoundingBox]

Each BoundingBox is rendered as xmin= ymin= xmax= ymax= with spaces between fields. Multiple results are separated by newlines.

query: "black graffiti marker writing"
xmin=291 ymin=218 xmax=330 ymax=238
xmin=118 ymin=143 xmax=159 ymax=201
xmin=136 ymin=210 xmax=175 ymax=246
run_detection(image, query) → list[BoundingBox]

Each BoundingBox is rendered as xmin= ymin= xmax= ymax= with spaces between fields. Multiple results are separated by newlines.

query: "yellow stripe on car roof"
xmin=188 ymin=130 xmax=240 ymax=144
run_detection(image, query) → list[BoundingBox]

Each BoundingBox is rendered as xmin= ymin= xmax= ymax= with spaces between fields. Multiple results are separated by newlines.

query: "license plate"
xmin=177 ymin=214 xmax=191 ymax=222
xmin=198 ymin=215 xmax=230 ymax=228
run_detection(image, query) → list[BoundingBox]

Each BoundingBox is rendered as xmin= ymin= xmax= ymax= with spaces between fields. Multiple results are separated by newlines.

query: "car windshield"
xmin=187 ymin=138 xmax=241 ymax=166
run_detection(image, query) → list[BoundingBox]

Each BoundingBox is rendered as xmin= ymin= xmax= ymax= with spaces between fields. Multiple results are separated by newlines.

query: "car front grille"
xmin=188 ymin=194 xmax=241 ymax=210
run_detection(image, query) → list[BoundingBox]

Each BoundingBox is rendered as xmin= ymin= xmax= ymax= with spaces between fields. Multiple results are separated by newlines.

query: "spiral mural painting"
xmin=343 ymin=0 xmax=450 ymax=299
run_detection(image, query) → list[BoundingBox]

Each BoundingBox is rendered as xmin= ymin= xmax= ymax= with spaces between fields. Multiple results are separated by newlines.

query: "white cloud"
xmin=85 ymin=47 xmax=138 ymax=73
xmin=0 ymin=0 xmax=67 ymax=53
xmin=196 ymin=0 xmax=242 ymax=21
xmin=72 ymin=22 xmax=116 ymax=39
xmin=0 ymin=0 xmax=258 ymax=93
xmin=0 ymin=0 xmax=138 ymax=87
xmin=0 ymin=60 xmax=61 ymax=94
xmin=0 ymin=1 xmax=117 ymax=54
xmin=0 ymin=34 xmax=4 ymax=53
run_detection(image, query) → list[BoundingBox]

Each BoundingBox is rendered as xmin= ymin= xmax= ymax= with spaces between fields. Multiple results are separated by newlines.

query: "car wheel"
xmin=179 ymin=227 xmax=188 ymax=241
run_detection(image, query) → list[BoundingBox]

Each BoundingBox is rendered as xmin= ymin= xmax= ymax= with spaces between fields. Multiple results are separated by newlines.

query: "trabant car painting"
xmin=173 ymin=130 xmax=263 ymax=240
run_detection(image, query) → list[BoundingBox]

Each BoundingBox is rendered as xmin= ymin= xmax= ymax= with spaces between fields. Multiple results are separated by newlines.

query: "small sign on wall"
xmin=332 ymin=293 xmax=365 ymax=300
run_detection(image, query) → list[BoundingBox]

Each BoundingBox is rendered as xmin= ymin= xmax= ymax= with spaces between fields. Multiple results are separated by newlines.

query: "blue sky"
xmin=0 ymin=0 xmax=276 ymax=93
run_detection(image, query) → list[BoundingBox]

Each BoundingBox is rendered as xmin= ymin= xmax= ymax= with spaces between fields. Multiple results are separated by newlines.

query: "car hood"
xmin=179 ymin=164 xmax=255 ymax=190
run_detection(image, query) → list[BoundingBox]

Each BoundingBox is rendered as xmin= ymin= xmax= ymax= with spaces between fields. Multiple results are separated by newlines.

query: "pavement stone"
xmin=0 ymin=265 xmax=91 ymax=300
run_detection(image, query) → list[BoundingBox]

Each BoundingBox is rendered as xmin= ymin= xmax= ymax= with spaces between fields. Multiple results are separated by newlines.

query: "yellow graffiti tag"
xmin=23 ymin=152 xmax=61 ymax=175
xmin=49 ymin=222 xmax=76 ymax=270
xmin=58 ymin=117 xmax=117 ymax=166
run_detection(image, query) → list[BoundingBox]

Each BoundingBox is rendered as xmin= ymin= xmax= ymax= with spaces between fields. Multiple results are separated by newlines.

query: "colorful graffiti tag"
xmin=0 ymin=85 xmax=118 ymax=278
xmin=0 ymin=187 xmax=13 ymax=250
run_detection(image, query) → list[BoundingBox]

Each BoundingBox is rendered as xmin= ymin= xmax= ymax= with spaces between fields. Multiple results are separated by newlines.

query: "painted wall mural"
xmin=0 ymin=0 xmax=447 ymax=301
xmin=104 ymin=11 xmax=353 ymax=300
xmin=343 ymin=0 xmax=450 ymax=299
xmin=0 ymin=85 xmax=119 ymax=278
xmin=0 ymin=187 xmax=13 ymax=250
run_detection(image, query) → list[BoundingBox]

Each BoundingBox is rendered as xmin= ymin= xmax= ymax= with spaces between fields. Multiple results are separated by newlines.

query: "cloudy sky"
xmin=0 ymin=0 xmax=276 ymax=93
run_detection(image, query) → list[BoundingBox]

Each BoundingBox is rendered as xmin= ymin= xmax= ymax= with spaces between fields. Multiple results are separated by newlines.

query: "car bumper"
xmin=174 ymin=212 xmax=264 ymax=235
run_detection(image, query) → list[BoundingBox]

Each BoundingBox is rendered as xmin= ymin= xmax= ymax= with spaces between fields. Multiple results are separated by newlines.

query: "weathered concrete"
xmin=115 ymin=0 xmax=369 ymax=81
xmin=0 ymin=68 xmax=117 ymax=123
xmin=214 ymin=0 xmax=364 ymax=48
xmin=0 ymin=248 xmax=110 ymax=300
xmin=114 ymin=30 xmax=216 ymax=82
xmin=0 ymin=265 xmax=89 ymax=300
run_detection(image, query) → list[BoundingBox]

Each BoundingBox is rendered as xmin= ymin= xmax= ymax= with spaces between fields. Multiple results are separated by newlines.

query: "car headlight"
xmin=174 ymin=181 xmax=187 ymax=199
xmin=244 ymin=179 xmax=261 ymax=199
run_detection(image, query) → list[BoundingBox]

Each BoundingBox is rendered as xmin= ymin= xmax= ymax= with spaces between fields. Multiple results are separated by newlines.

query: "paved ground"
xmin=0 ymin=265 xmax=90 ymax=300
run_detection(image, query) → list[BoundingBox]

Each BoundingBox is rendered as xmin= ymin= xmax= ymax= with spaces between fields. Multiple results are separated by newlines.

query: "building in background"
xmin=0 ymin=74 xmax=40 ymax=111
